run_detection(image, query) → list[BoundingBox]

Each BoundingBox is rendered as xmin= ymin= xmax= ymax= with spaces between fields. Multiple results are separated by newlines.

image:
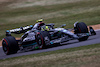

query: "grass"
xmin=0 ymin=0 xmax=100 ymax=66
xmin=0 ymin=0 xmax=100 ymax=39
xmin=0 ymin=43 xmax=100 ymax=67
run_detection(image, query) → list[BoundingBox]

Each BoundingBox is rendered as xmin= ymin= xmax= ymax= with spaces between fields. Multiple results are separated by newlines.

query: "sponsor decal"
xmin=53 ymin=38 xmax=61 ymax=43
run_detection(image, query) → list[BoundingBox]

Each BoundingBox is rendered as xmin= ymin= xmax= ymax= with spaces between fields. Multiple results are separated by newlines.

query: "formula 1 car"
xmin=2 ymin=22 xmax=96 ymax=55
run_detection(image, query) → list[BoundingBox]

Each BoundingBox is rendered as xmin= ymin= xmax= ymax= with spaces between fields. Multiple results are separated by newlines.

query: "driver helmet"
xmin=36 ymin=19 xmax=43 ymax=23
xmin=42 ymin=26 xmax=50 ymax=31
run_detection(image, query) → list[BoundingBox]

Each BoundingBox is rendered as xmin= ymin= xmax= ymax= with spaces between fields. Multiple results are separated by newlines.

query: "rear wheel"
xmin=2 ymin=36 xmax=19 ymax=55
xmin=74 ymin=22 xmax=89 ymax=41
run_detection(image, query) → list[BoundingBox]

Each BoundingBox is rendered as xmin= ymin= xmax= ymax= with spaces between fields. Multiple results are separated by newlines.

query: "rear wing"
xmin=6 ymin=25 xmax=33 ymax=36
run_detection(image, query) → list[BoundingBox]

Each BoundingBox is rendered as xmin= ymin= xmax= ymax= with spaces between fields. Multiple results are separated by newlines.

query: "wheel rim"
xmin=38 ymin=39 xmax=42 ymax=45
xmin=36 ymin=34 xmax=44 ymax=49
xmin=37 ymin=35 xmax=42 ymax=46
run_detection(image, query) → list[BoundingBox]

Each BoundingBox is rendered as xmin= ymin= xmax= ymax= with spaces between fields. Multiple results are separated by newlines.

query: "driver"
xmin=41 ymin=26 xmax=50 ymax=31
xmin=33 ymin=19 xmax=45 ymax=30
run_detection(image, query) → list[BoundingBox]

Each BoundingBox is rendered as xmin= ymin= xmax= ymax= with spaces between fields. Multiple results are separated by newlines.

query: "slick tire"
xmin=36 ymin=31 xmax=50 ymax=49
xmin=75 ymin=22 xmax=89 ymax=41
xmin=2 ymin=36 xmax=19 ymax=55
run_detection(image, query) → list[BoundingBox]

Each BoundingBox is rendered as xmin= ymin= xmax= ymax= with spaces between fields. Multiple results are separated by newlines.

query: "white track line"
xmin=0 ymin=29 xmax=100 ymax=48
xmin=95 ymin=29 xmax=100 ymax=31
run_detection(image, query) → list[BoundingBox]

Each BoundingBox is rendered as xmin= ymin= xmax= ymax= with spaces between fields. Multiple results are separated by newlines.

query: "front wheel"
xmin=2 ymin=36 xmax=19 ymax=55
xmin=36 ymin=33 xmax=44 ymax=49
xmin=36 ymin=31 xmax=50 ymax=49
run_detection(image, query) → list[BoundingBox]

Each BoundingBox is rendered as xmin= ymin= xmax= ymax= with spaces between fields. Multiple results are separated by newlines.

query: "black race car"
xmin=2 ymin=22 xmax=96 ymax=55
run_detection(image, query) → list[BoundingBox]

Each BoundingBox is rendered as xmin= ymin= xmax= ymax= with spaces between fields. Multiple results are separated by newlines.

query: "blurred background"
xmin=0 ymin=0 xmax=100 ymax=39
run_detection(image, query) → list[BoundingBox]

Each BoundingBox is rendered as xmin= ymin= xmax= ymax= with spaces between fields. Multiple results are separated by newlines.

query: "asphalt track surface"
xmin=0 ymin=30 xmax=100 ymax=59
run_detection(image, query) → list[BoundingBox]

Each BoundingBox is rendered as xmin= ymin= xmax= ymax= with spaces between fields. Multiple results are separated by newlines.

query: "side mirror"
xmin=47 ymin=23 xmax=54 ymax=27
xmin=61 ymin=24 xmax=66 ymax=28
